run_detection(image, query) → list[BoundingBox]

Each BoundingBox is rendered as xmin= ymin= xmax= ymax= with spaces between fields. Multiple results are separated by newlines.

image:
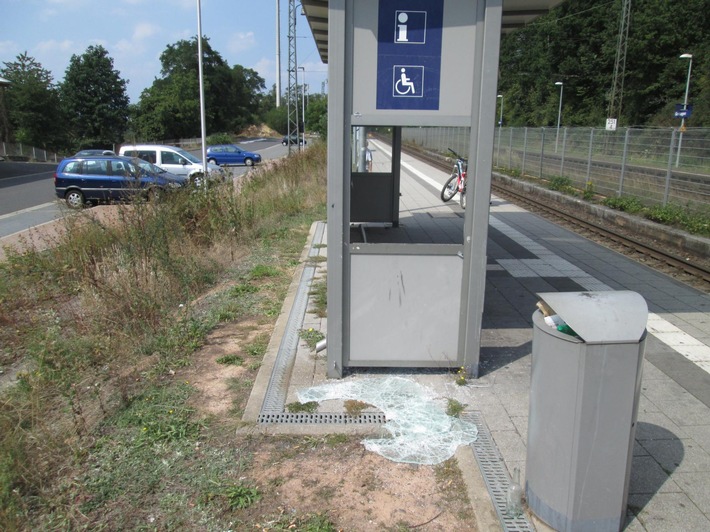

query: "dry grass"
xmin=0 ymin=143 xmax=328 ymax=529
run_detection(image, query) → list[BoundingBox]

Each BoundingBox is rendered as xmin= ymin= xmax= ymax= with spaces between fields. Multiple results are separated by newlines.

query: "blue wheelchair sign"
xmin=376 ymin=0 xmax=443 ymax=111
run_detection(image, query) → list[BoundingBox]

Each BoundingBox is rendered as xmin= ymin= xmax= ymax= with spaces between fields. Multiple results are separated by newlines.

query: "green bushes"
xmin=207 ymin=132 xmax=234 ymax=145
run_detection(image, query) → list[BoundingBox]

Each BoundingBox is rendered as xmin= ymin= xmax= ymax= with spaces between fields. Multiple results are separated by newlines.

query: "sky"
xmin=0 ymin=0 xmax=328 ymax=104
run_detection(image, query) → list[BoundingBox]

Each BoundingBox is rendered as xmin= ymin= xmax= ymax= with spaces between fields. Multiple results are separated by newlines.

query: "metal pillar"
xmin=458 ymin=0 xmax=504 ymax=378
xmin=275 ymin=0 xmax=281 ymax=108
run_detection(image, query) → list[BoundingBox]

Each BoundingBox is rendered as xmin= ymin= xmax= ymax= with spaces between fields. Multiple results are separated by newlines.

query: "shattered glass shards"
xmin=297 ymin=376 xmax=478 ymax=465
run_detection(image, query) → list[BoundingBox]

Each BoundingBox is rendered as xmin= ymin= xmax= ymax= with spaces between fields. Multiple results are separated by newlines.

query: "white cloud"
xmin=228 ymin=31 xmax=256 ymax=54
xmin=38 ymin=8 xmax=59 ymax=22
xmin=35 ymin=39 xmax=76 ymax=55
xmin=253 ymin=57 xmax=275 ymax=88
xmin=133 ymin=22 xmax=160 ymax=41
xmin=0 ymin=40 xmax=20 ymax=58
xmin=114 ymin=38 xmax=144 ymax=56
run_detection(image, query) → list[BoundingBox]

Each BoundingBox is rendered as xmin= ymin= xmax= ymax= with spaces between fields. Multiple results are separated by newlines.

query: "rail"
xmin=399 ymin=141 xmax=710 ymax=287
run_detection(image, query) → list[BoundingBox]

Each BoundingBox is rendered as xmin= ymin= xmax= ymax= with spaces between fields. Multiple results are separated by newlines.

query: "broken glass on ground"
xmin=297 ymin=376 xmax=478 ymax=465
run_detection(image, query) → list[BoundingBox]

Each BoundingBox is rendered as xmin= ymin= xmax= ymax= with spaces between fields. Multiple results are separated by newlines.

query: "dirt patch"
xmin=238 ymin=123 xmax=281 ymax=139
xmin=246 ymin=438 xmax=475 ymax=531
xmin=184 ymin=319 xmax=269 ymax=417
xmin=178 ymin=321 xmax=477 ymax=531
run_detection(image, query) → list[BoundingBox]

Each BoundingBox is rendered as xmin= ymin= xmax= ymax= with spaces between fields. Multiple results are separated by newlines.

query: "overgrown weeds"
xmin=603 ymin=196 xmax=710 ymax=237
xmin=542 ymin=176 xmax=710 ymax=237
xmin=0 ymin=143 xmax=327 ymax=529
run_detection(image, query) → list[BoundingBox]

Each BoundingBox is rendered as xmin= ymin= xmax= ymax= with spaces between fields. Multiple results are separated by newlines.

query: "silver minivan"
xmin=119 ymin=144 xmax=224 ymax=184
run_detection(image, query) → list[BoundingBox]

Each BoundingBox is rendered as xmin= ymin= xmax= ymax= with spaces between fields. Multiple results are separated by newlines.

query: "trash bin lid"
xmin=537 ymin=291 xmax=648 ymax=344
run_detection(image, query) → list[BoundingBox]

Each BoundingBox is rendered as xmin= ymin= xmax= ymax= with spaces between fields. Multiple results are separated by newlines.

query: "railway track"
xmin=402 ymin=144 xmax=710 ymax=289
xmin=492 ymin=180 xmax=710 ymax=286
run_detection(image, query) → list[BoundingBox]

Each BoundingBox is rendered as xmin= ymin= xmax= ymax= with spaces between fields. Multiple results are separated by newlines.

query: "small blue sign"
xmin=376 ymin=0 xmax=443 ymax=111
xmin=674 ymin=103 xmax=693 ymax=119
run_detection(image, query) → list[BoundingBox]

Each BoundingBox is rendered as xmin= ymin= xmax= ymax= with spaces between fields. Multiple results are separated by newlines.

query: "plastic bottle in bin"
xmin=556 ymin=322 xmax=579 ymax=337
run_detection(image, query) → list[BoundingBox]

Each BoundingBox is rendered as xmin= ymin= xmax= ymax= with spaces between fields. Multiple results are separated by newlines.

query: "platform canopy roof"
xmin=301 ymin=0 xmax=565 ymax=64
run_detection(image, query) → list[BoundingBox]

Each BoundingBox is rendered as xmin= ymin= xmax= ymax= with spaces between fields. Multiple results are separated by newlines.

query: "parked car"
xmin=131 ymin=157 xmax=184 ymax=183
xmin=73 ymin=149 xmax=116 ymax=157
xmin=119 ymin=144 xmax=224 ymax=185
xmin=206 ymin=144 xmax=262 ymax=166
xmin=54 ymin=155 xmax=187 ymax=209
xmin=281 ymin=134 xmax=306 ymax=146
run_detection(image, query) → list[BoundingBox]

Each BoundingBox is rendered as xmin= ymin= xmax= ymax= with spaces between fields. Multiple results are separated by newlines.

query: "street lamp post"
xmin=555 ymin=81 xmax=563 ymax=153
xmin=676 ymin=53 xmax=693 ymax=167
xmin=298 ymin=66 xmax=306 ymax=151
xmin=497 ymin=94 xmax=503 ymax=164
xmin=497 ymin=94 xmax=504 ymax=127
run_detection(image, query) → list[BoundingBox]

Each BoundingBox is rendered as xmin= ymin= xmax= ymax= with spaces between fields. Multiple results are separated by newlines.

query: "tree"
xmin=305 ymin=93 xmax=328 ymax=138
xmin=230 ymin=64 xmax=266 ymax=131
xmin=131 ymin=37 xmax=267 ymax=141
xmin=60 ymin=45 xmax=129 ymax=149
xmin=497 ymin=0 xmax=709 ymax=127
xmin=264 ymin=105 xmax=288 ymax=135
xmin=1 ymin=52 xmax=65 ymax=148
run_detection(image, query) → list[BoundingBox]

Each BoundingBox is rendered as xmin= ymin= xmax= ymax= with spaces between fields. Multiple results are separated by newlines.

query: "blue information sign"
xmin=674 ymin=103 xmax=693 ymax=119
xmin=376 ymin=0 xmax=443 ymax=110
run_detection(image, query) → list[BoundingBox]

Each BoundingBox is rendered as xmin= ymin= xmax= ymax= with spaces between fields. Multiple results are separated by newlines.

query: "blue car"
xmin=206 ymin=144 xmax=262 ymax=167
xmin=55 ymin=155 xmax=187 ymax=209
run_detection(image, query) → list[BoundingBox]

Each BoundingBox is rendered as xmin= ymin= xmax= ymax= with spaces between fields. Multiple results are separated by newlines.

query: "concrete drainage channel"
xmin=256 ymin=221 xmax=533 ymax=532
xmin=465 ymin=412 xmax=535 ymax=532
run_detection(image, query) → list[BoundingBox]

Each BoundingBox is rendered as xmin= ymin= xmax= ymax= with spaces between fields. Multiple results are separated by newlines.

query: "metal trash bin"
xmin=526 ymin=291 xmax=648 ymax=532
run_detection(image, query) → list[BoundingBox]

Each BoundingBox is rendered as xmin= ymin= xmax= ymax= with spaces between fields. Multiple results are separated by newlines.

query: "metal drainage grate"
xmin=258 ymin=412 xmax=387 ymax=424
xmin=257 ymin=221 xmax=386 ymax=427
xmin=260 ymin=222 xmax=324 ymax=415
xmin=464 ymin=411 xmax=534 ymax=532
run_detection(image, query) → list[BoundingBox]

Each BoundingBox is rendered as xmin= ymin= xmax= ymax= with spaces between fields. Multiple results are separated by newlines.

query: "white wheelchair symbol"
xmin=395 ymin=68 xmax=416 ymax=95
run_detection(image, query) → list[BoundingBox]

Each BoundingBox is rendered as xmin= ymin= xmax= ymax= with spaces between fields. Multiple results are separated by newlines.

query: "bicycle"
xmin=440 ymin=148 xmax=468 ymax=208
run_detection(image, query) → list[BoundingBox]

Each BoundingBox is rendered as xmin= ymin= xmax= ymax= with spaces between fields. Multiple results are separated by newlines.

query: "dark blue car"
xmin=206 ymin=144 xmax=262 ymax=167
xmin=55 ymin=155 xmax=187 ymax=209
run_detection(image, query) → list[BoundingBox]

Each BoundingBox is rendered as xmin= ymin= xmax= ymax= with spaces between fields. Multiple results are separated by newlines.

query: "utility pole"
xmin=287 ymin=0 xmax=299 ymax=155
xmin=299 ymin=66 xmax=306 ymax=142
xmin=607 ymin=0 xmax=631 ymax=123
xmin=275 ymin=0 xmax=281 ymax=108
xmin=196 ymin=0 xmax=208 ymax=174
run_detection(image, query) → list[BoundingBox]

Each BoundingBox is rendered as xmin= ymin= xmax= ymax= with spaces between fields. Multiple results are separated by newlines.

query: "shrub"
xmin=548 ymin=175 xmax=574 ymax=193
xmin=206 ymin=132 xmax=234 ymax=145
xmin=602 ymin=196 xmax=645 ymax=213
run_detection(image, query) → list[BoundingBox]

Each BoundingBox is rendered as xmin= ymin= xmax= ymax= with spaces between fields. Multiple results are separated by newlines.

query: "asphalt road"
xmin=0 ymin=139 xmax=288 ymax=239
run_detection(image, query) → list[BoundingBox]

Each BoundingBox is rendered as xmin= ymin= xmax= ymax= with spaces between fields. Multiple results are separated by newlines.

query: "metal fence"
xmin=1 ymin=142 xmax=63 ymax=163
xmin=402 ymin=126 xmax=710 ymax=212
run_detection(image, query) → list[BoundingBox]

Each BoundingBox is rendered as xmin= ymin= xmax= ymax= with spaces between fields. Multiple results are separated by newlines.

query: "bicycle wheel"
xmin=440 ymin=172 xmax=459 ymax=202
xmin=459 ymin=183 xmax=467 ymax=209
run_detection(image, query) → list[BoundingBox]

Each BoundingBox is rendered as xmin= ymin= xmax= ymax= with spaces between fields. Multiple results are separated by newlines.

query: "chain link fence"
xmin=402 ymin=126 xmax=710 ymax=213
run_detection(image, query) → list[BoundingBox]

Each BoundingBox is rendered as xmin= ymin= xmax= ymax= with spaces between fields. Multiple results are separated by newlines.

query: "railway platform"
xmin=245 ymin=138 xmax=710 ymax=531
